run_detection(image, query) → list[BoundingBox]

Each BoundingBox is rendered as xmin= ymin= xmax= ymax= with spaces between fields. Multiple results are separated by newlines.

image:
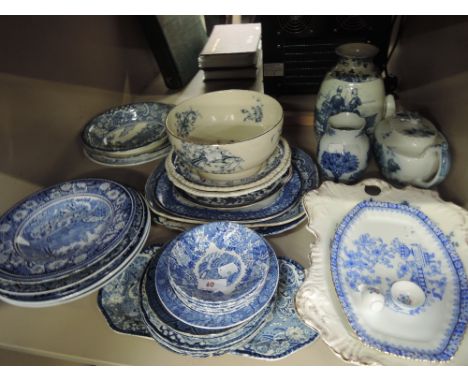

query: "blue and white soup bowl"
xmin=374 ymin=112 xmax=451 ymax=188
xmin=165 ymin=90 xmax=283 ymax=182
xmin=318 ymin=112 xmax=370 ymax=183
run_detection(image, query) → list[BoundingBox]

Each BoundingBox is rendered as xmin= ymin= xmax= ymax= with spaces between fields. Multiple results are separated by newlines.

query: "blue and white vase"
xmin=318 ymin=112 xmax=369 ymax=183
xmin=314 ymin=43 xmax=395 ymax=139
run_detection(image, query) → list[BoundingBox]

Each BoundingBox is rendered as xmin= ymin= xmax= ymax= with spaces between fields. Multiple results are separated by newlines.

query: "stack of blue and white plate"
xmin=145 ymin=139 xmax=320 ymax=236
xmin=139 ymin=221 xmax=280 ymax=356
xmin=81 ymin=102 xmax=173 ymax=167
xmin=0 ymin=179 xmax=150 ymax=307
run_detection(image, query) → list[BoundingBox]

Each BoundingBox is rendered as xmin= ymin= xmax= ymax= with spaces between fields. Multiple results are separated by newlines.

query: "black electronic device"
xmin=258 ymin=15 xmax=394 ymax=95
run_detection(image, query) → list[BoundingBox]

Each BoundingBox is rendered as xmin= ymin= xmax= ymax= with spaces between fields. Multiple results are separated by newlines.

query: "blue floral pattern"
xmin=320 ymin=151 xmax=360 ymax=182
xmin=330 ymin=200 xmax=468 ymax=362
xmin=174 ymin=108 xmax=201 ymax=138
xmin=241 ymin=98 xmax=264 ymax=123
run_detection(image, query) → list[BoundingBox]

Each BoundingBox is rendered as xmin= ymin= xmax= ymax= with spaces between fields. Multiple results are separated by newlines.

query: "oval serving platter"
xmin=331 ymin=200 xmax=468 ymax=362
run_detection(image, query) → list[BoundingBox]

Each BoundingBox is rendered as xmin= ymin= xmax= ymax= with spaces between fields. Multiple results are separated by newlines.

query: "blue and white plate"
xmin=164 ymin=222 xmax=271 ymax=309
xmin=141 ymin=252 xmax=275 ymax=357
xmin=82 ymin=102 xmax=173 ymax=153
xmin=233 ymin=258 xmax=319 ymax=360
xmin=146 ymin=161 xmax=302 ymax=224
xmin=0 ymin=179 xmax=136 ymax=282
xmin=149 ymin=147 xmax=319 ymax=230
xmin=98 ymin=245 xmax=319 ymax=359
xmin=156 ymin=236 xmax=279 ymax=330
xmin=0 ymin=192 xmax=150 ymax=307
xmin=83 ymin=143 xmax=171 ymax=167
xmin=331 ymin=200 xmax=468 ymax=362
xmin=0 ymin=189 xmax=145 ymax=296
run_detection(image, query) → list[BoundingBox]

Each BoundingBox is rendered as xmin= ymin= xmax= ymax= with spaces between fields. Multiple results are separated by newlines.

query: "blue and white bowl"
xmin=166 ymin=90 xmax=283 ymax=182
xmin=164 ymin=222 xmax=271 ymax=307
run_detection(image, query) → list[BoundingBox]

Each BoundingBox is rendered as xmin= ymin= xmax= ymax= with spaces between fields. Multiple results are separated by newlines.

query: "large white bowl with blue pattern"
xmin=166 ymin=90 xmax=283 ymax=181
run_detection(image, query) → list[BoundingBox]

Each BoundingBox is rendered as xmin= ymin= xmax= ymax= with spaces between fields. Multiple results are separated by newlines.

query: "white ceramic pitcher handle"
xmin=418 ymin=143 xmax=451 ymax=188
xmin=384 ymin=94 xmax=396 ymax=119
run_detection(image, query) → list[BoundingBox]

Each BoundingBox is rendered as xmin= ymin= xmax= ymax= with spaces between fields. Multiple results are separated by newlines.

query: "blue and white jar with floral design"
xmin=318 ymin=112 xmax=370 ymax=183
xmin=314 ymin=43 xmax=395 ymax=140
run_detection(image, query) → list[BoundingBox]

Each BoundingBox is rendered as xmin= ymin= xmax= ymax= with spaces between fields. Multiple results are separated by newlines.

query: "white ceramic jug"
xmin=318 ymin=112 xmax=370 ymax=183
xmin=314 ymin=43 xmax=395 ymax=139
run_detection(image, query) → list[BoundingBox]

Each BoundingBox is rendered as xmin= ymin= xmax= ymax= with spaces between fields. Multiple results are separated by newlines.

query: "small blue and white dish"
xmin=163 ymin=222 xmax=271 ymax=310
xmin=141 ymin=251 xmax=275 ymax=357
xmin=82 ymin=102 xmax=173 ymax=154
xmin=0 ymin=179 xmax=136 ymax=282
xmin=155 ymin=230 xmax=279 ymax=330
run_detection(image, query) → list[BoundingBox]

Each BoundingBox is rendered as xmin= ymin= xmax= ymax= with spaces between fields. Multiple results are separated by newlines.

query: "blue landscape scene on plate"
xmin=166 ymin=222 xmax=271 ymax=303
xmin=83 ymin=102 xmax=173 ymax=151
xmin=0 ymin=179 xmax=134 ymax=280
xmin=0 ymin=190 xmax=144 ymax=295
xmin=330 ymin=200 xmax=468 ymax=362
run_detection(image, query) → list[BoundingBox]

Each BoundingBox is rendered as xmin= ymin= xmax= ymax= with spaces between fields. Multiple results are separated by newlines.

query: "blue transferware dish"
xmin=98 ymin=245 xmax=319 ymax=359
xmin=146 ymin=161 xmax=301 ymax=224
xmin=0 ymin=179 xmax=136 ymax=282
xmin=155 ymin=233 xmax=279 ymax=330
xmin=0 ymin=192 xmax=150 ymax=307
xmin=178 ymin=168 xmax=292 ymax=209
xmin=233 ymin=258 xmax=319 ymax=360
xmin=331 ymin=200 xmax=468 ymax=362
xmin=0 ymin=189 xmax=145 ymax=296
xmin=82 ymin=102 xmax=173 ymax=154
xmin=164 ymin=222 xmax=271 ymax=310
xmin=148 ymin=147 xmax=319 ymax=231
xmin=141 ymin=252 xmax=275 ymax=357
xmin=83 ymin=142 xmax=171 ymax=167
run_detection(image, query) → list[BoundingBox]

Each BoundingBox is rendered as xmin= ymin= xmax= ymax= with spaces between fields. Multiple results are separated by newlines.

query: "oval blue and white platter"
xmin=0 ymin=179 xmax=136 ymax=282
xmin=331 ymin=200 xmax=468 ymax=362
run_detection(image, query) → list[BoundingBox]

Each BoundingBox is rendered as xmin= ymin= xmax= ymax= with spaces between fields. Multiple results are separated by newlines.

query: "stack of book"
xmin=199 ymin=23 xmax=261 ymax=81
